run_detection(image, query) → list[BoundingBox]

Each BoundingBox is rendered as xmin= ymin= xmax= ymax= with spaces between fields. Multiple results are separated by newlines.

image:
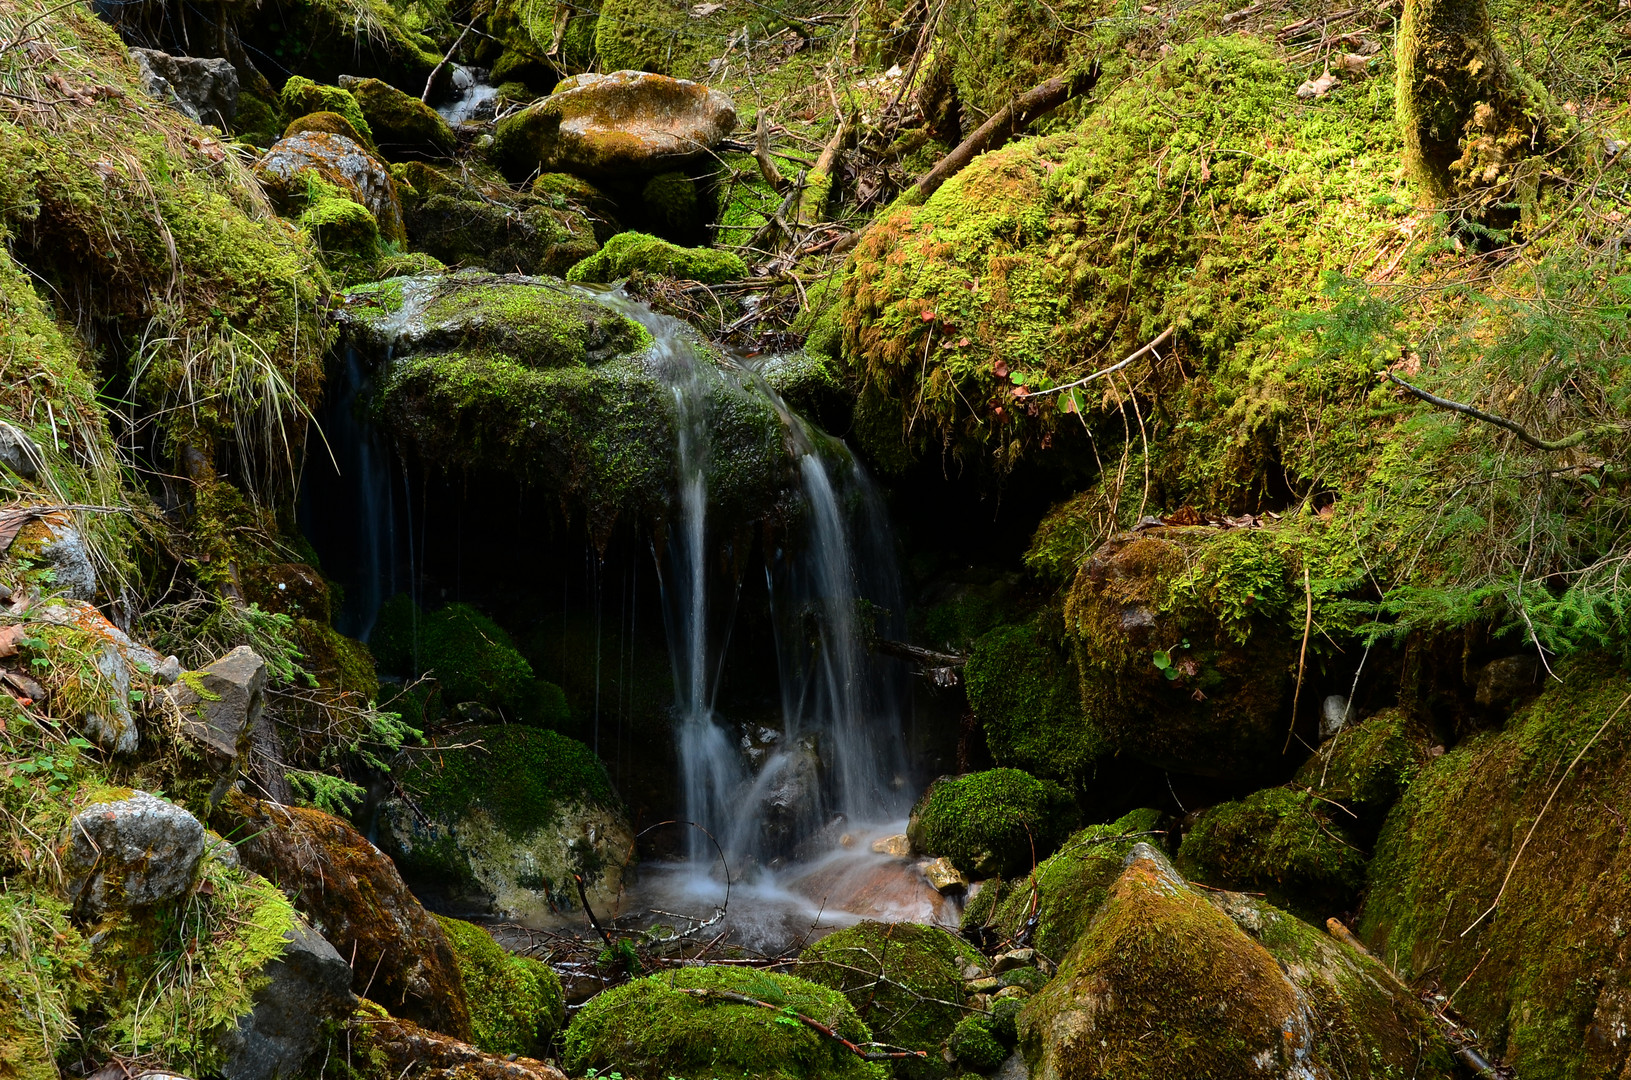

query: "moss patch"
xmin=371 ymin=596 xmax=535 ymax=716
xmin=435 ymin=915 xmax=565 ymax=1056
xmin=563 ymin=966 xmax=889 ymax=1080
xmin=566 ymin=231 xmax=747 ymax=284
xmin=909 ymin=768 xmax=1080 ymax=878
xmin=965 ymin=618 xmax=1104 ymax=785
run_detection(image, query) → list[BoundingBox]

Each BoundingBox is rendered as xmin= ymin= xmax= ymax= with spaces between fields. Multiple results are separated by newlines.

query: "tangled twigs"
xmin=675 ymin=988 xmax=929 ymax=1061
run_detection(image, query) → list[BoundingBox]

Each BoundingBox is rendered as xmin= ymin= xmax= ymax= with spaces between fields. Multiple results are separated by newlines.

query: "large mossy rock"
xmin=965 ymin=617 xmax=1104 ymax=784
xmin=379 ymin=724 xmax=635 ymax=918
xmin=1064 ymin=527 xmax=1297 ymax=780
xmin=1177 ymin=788 xmax=1366 ymax=920
xmin=339 ymin=76 xmax=455 ymax=161
xmin=493 ymin=71 xmax=736 ymax=181
xmin=908 ymin=768 xmax=1080 ymax=878
xmin=214 ymin=792 xmax=475 ymax=1041
xmin=370 ymin=596 xmax=538 ymax=718
xmin=967 ymin=808 xmax=1161 ymax=960
xmin=436 ymin=916 xmax=565 ymax=1056
xmin=1294 ymin=706 xmax=1437 ymax=836
xmin=340 ymin=270 xmax=791 ymax=537
xmin=256 ymin=130 xmax=405 ymax=243
xmin=1359 ymin=661 xmax=1631 ymax=1075
xmin=836 ymin=36 xmax=1401 ymax=477
xmin=563 ymin=966 xmax=887 ymax=1080
xmin=397 ymin=162 xmax=602 ymax=275
xmin=1018 ymin=844 xmax=1456 ymax=1078
xmin=799 ymin=921 xmax=984 ymax=1073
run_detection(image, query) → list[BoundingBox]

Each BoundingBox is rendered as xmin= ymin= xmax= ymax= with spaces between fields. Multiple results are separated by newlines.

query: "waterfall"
xmin=593 ymin=288 xmax=911 ymax=874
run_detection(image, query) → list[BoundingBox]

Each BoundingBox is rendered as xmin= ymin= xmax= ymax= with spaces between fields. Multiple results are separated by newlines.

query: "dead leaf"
xmin=0 ymin=625 xmax=23 ymax=658
xmin=1335 ymin=53 xmax=1370 ymax=76
xmin=993 ymin=358 xmax=1009 ymax=378
xmin=1296 ymin=70 xmax=1339 ymax=99
xmin=691 ymin=1 xmax=724 ymax=13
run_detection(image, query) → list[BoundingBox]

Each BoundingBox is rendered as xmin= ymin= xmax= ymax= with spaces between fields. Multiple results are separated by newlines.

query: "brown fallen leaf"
xmin=0 ymin=624 xmax=24 ymax=659
xmin=1296 ymin=69 xmax=1339 ymax=99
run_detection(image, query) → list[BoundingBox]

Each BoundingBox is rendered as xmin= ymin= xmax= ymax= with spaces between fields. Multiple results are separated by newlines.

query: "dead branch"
xmin=1386 ymin=373 xmax=1626 ymax=452
xmin=797 ymin=113 xmax=850 ymax=227
xmin=1025 ymin=326 xmax=1176 ymax=399
xmin=422 ymin=19 xmax=476 ymax=103
xmin=911 ymin=63 xmax=1100 ymax=202
xmin=754 ymin=112 xmax=786 ymax=192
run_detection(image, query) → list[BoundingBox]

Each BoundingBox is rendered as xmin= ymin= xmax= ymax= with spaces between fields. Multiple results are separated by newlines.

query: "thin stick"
xmin=1387 ymin=372 xmax=1626 ymax=452
xmin=422 ymin=19 xmax=476 ymax=103
xmin=1460 ymin=690 xmax=1631 ymax=937
xmin=1025 ymin=326 xmax=1176 ymax=398
xmin=674 ymin=988 xmax=927 ymax=1061
xmin=1283 ymin=565 xmax=1313 ymax=753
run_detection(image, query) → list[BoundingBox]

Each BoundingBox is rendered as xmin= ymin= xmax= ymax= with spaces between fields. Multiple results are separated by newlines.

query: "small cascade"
xmin=436 ymin=65 xmax=499 ymax=125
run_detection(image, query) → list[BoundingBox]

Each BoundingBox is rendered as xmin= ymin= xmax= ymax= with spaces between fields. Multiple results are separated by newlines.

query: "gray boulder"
xmin=130 ymin=48 xmax=239 ymax=127
xmin=255 ymin=131 xmax=404 ymax=242
xmin=170 ymin=645 xmax=267 ymax=766
xmin=1475 ymin=654 xmax=1541 ymax=708
xmin=0 ymin=421 xmax=43 ymax=481
xmin=64 ymin=790 xmax=206 ymax=918
xmin=494 ymin=71 xmax=735 ymax=180
xmin=219 ymin=916 xmax=357 ymax=1080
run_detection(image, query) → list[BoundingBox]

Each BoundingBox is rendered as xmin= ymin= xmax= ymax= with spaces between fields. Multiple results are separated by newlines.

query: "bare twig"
xmin=1283 ymin=565 xmax=1313 ymax=754
xmin=422 ymin=19 xmax=476 ymax=103
xmin=1387 ymin=372 xmax=1627 ymax=452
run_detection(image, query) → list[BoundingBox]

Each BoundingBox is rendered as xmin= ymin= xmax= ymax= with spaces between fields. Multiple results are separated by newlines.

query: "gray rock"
xmin=0 ymin=421 xmax=43 ymax=480
xmin=993 ymin=947 xmax=1035 ymax=973
xmin=994 ymin=1050 xmax=1030 ymax=1080
xmin=219 ymin=916 xmax=357 ymax=1080
xmin=169 ymin=645 xmax=267 ymax=765
xmin=19 ymin=516 xmax=97 ymax=602
xmin=1476 ymin=654 xmax=1541 ymax=708
xmin=30 ymin=597 xmax=180 ymax=684
xmin=494 ymin=70 xmax=735 ymax=179
xmin=130 ymin=48 xmax=239 ymax=127
xmin=84 ymin=633 xmax=138 ymax=754
xmin=255 ymin=132 xmax=403 ymax=241
xmin=64 ymin=790 xmax=205 ymax=918
xmin=1321 ymin=694 xmax=1353 ymax=740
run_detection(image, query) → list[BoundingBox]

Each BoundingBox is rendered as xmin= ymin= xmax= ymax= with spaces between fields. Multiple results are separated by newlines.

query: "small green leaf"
xmin=1152 ymin=650 xmax=1170 ymax=670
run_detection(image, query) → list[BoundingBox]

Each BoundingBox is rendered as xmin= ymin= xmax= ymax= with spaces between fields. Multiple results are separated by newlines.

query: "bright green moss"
xmin=1177 ymin=788 xmax=1366 ymax=920
xmin=370 ymin=596 xmax=533 ymax=715
xmin=948 ymin=1015 xmax=1006 ymax=1072
xmin=909 ymin=768 xmax=1080 ymax=878
xmin=592 ymin=0 xmax=690 ymax=74
xmin=435 ymin=915 xmax=565 ymax=1055
xmin=799 ymin=921 xmax=982 ymax=1072
xmin=343 ymin=77 xmax=454 ymax=160
xmin=566 ymin=231 xmax=748 ymax=284
xmin=284 ymin=109 xmax=370 ymax=145
xmin=414 ymin=279 xmax=646 ymax=367
xmin=965 ymin=620 xmax=1105 ymax=784
xmin=1294 ymin=707 xmax=1435 ymax=834
xmin=281 ymin=77 xmax=375 ymax=146
xmin=563 ymin=966 xmax=888 ymax=1080
xmin=977 ymin=808 xmax=1161 ymax=959
xmin=299 ymin=190 xmax=382 ymax=281
xmin=401 ymin=723 xmax=618 ymax=839
xmin=0 ymin=889 xmax=89 ymax=1080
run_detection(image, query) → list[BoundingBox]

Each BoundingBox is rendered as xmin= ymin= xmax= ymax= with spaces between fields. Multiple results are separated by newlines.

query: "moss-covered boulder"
xmin=1018 ymin=844 xmax=1456 ymax=1078
xmin=493 ymin=71 xmax=737 ymax=181
xmin=800 ymin=921 xmax=984 ymax=1072
xmin=948 ymin=1013 xmax=1008 ymax=1071
xmin=1064 ymin=527 xmax=1297 ymax=780
xmin=280 ymin=77 xmax=373 ymax=141
xmin=1294 ymin=707 xmax=1437 ymax=835
xmin=341 ymin=270 xmax=790 ymax=538
xmin=214 ymin=792 xmax=475 ymax=1041
xmin=340 ymin=76 xmax=456 ymax=161
xmin=436 ymin=916 xmax=565 ymax=1056
xmin=1360 ymin=661 xmax=1631 ymax=1075
xmin=909 ymin=769 xmax=1080 ymax=878
xmin=256 ymin=130 xmax=405 ymax=243
xmin=1177 ymin=788 xmax=1366 ymax=919
xmin=370 ymin=596 xmax=536 ymax=718
xmin=564 ymin=966 xmax=888 ymax=1080
xmin=566 ymin=230 xmax=747 ymax=284
xmin=241 ymin=0 xmax=444 ymax=95
xmin=285 ymin=109 xmax=371 ymax=145
xmin=965 ymin=617 xmax=1104 ymax=784
xmin=397 ymin=161 xmax=601 ymax=275
xmin=379 ymin=724 xmax=635 ymax=918
xmin=326 ymin=999 xmax=569 ymax=1080
xmin=969 ymin=808 xmax=1161 ymax=959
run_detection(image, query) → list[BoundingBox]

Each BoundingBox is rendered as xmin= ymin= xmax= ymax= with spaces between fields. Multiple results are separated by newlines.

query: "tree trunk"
xmin=1397 ymin=0 xmax=1569 ymax=208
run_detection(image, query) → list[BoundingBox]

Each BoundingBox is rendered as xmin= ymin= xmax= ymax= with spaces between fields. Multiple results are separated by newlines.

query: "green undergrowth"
xmin=400 ymin=723 xmax=618 ymax=838
xmin=563 ymin=966 xmax=888 ymax=1080
xmin=435 ymin=915 xmax=565 ymax=1056
xmin=909 ymin=768 xmax=1080 ymax=878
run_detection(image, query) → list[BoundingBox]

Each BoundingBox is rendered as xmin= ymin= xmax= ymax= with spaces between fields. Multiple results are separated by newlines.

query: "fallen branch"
xmin=1025 ymin=326 xmax=1177 ymax=398
xmin=911 ymin=63 xmax=1100 ymax=202
xmin=572 ymin=872 xmax=616 ymax=949
xmin=675 ymin=988 xmax=928 ymax=1062
xmin=797 ymin=113 xmax=849 ymax=227
xmin=1387 ymin=372 xmax=1627 ymax=452
xmin=874 ymin=639 xmax=966 ymax=668
xmin=422 ymin=19 xmax=476 ymax=103
xmin=754 ymin=112 xmax=786 ymax=192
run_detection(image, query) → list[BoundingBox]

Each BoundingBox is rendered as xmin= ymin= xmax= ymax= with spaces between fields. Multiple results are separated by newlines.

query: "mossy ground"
xmin=563 ymin=966 xmax=889 ymax=1080
xmin=909 ymin=768 xmax=1079 ymax=878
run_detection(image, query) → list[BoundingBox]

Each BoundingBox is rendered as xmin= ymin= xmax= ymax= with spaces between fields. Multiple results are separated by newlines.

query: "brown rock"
xmin=214 ymin=793 xmax=474 ymax=1041
xmin=255 ymin=131 xmax=405 ymax=242
xmin=493 ymin=70 xmax=735 ymax=181
xmin=352 ymin=1000 xmax=567 ymax=1080
xmin=870 ymin=832 xmax=912 ymax=857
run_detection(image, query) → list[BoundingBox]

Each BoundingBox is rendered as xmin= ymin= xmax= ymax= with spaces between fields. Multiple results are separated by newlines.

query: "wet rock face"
xmin=255 ymin=131 xmax=405 ymax=242
xmin=216 ymin=793 xmax=475 ymax=1041
xmin=494 ymin=71 xmax=736 ymax=180
xmin=219 ymin=916 xmax=357 ymax=1080
xmin=130 ymin=48 xmax=239 ymax=126
xmin=64 ymin=790 xmax=206 ymax=919
xmin=1017 ymin=844 xmax=1458 ymax=1079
